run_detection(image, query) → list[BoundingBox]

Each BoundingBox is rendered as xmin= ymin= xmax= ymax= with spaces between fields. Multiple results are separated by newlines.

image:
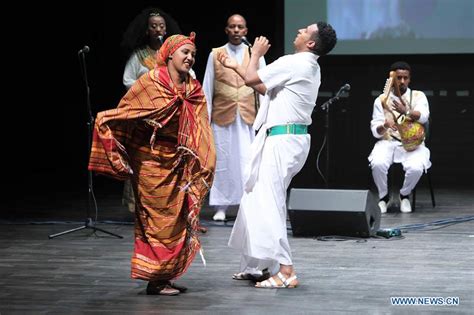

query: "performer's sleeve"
xmin=413 ymin=91 xmax=430 ymax=124
xmin=202 ymin=51 xmax=215 ymax=120
xmin=123 ymin=53 xmax=139 ymax=90
xmin=88 ymin=112 xmax=132 ymax=180
xmin=370 ymin=97 xmax=385 ymax=138
xmin=257 ymin=55 xmax=292 ymax=91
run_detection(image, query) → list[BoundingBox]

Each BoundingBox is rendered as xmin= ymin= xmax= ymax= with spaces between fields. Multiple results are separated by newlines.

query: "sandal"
xmin=146 ymin=281 xmax=180 ymax=296
xmin=232 ymin=269 xmax=271 ymax=282
xmin=168 ymin=281 xmax=187 ymax=293
xmin=232 ymin=272 xmax=256 ymax=280
xmin=255 ymin=272 xmax=298 ymax=289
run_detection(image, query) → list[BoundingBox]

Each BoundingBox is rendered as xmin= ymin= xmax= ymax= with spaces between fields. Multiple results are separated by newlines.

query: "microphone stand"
xmin=319 ymin=92 xmax=345 ymax=188
xmin=245 ymin=43 xmax=260 ymax=113
xmin=49 ymin=48 xmax=123 ymax=239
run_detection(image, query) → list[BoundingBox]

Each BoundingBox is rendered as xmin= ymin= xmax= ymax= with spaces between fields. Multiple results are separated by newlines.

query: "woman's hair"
xmin=120 ymin=7 xmax=182 ymax=59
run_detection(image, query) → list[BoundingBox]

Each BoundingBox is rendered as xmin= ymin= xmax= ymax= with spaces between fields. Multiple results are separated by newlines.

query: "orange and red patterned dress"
xmin=88 ymin=65 xmax=215 ymax=281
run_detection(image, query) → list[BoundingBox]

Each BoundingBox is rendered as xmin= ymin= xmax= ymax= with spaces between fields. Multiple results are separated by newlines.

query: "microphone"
xmin=335 ymin=83 xmax=350 ymax=97
xmin=241 ymin=36 xmax=252 ymax=48
xmin=319 ymin=83 xmax=350 ymax=111
xmin=158 ymin=35 xmax=164 ymax=44
xmin=78 ymin=45 xmax=90 ymax=54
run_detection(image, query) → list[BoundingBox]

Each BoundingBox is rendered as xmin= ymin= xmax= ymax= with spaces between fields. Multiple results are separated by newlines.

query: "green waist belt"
xmin=267 ymin=124 xmax=308 ymax=136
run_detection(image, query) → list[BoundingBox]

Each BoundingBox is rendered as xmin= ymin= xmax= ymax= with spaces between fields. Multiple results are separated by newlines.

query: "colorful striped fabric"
xmin=88 ymin=66 xmax=216 ymax=281
xmin=157 ymin=32 xmax=196 ymax=67
xmin=136 ymin=46 xmax=157 ymax=71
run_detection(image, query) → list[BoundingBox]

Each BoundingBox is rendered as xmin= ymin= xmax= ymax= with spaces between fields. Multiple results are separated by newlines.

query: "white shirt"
xmin=370 ymin=88 xmax=430 ymax=139
xmin=257 ymin=52 xmax=320 ymax=128
xmin=123 ymin=53 xmax=148 ymax=90
xmin=123 ymin=51 xmax=197 ymax=91
xmin=244 ymin=51 xmax=321 ymax=192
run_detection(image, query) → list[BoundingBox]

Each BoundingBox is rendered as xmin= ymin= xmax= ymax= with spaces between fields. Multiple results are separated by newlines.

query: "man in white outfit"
xmin=369 ymin=61 xmax=431 ymax=214
xmin=203 ymin=14 xmax=266 ymax=221
xmin=218 ymin=22 xmax=337 ymax=288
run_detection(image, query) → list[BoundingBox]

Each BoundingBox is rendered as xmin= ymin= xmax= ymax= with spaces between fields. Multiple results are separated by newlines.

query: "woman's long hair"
xmin=120 ymin=7 xmax=182 ymax=60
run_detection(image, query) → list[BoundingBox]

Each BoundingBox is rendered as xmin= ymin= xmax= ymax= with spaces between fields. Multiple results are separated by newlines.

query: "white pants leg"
xmin=369 ymin=140 xmax=431 ymax=199
xmin=209 ymin=113 xmax=254 ymax=207
xmin=240 ymin=255 xmax=279 ymax=276
xmin=369 ymin=140 xmax=396 ymax=199
xmin=214 ymin=205 xmax=228 ymax=214
xmin=229 ymin=134 xmax=310 ymax=272
xmin=400 ymin=156 xmax=426 ymax=196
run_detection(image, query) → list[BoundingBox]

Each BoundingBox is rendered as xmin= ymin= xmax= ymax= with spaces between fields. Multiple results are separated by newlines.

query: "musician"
xmin=368 ymin=61 xmax=431 ymax=213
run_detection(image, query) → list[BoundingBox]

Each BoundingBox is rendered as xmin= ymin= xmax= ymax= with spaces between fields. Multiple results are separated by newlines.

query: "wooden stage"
xmin=1 ymin=188 xmax=472 ymax=314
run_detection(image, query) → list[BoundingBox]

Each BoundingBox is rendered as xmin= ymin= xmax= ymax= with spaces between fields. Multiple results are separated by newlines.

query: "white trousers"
xmin=229 ymin=134 xmax=310 ymax=273
xmin=369 ymin=140 xmax=431 ymax=199
xmin=209 ymin=113 xmax=254 ymax=206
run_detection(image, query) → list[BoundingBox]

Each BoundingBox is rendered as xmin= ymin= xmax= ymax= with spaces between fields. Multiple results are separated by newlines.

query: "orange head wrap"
xmin=156 ymin=32 xmax=196 ymax=67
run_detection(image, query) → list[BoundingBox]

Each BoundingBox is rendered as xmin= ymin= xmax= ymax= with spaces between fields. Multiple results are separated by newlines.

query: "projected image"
xmin=328 ymin=0 xmax=474 ymax=40
xmin=284 ymin=0 xmax=474 ymax=54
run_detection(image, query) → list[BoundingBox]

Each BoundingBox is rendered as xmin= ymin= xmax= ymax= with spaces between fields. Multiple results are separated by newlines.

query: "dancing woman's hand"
xmin=217 ymin=51 xmax=238 ymax=70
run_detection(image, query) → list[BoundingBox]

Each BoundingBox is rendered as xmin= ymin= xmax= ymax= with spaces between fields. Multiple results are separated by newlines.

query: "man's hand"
xmin=378 ymin=118 xmax=397 ymax=135
xmin=252 ymin=36 xmax=271 ymax=57
xmin=384 ymin=119 xmax=397 ymax=131
xmin=391 ymin=98 xmax=407 ymax=114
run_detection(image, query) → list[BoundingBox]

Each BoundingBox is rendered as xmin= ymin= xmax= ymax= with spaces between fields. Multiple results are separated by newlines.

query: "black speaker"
xmin=288 ymin=189 xmax=381 ymax=237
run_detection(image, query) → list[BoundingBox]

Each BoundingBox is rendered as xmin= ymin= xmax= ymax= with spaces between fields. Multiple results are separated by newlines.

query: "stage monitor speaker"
xmin=288 ymin=189 xmax=380 ymax=237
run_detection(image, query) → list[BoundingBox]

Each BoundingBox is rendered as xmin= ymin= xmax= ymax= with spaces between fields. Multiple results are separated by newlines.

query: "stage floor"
xmin=1 ymin=188 xmax=473 ymax=314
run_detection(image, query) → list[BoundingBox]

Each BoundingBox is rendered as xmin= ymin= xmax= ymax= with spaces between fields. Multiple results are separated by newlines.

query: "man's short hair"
xmin=314 ymin=22 xmax=337 ymax=56
xmin=390 ymin=61 xmax=411 ymax=72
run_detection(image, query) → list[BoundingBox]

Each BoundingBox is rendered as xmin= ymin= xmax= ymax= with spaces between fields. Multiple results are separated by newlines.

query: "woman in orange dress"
xmin=89 ymin=32 xmax=215 ymax=295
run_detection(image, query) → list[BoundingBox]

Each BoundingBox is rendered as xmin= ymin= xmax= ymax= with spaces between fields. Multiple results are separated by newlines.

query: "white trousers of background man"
xmin=369 ymin=139 xmax=431 ymax=199
xmin=209 ymin=111 xmax=255 ymax=212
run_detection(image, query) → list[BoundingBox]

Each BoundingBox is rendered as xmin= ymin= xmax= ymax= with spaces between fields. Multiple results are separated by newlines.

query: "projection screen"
xmin=284 ymin=0 xmax=474 ymax=54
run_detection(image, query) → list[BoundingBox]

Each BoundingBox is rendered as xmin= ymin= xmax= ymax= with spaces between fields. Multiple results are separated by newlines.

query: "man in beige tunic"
xmin=202 ymin=14 xmax=265 ymax=221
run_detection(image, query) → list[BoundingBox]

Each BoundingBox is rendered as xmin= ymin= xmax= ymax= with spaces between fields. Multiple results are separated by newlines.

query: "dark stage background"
xmin=6 ymin=1 xmax=473 ymax=212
